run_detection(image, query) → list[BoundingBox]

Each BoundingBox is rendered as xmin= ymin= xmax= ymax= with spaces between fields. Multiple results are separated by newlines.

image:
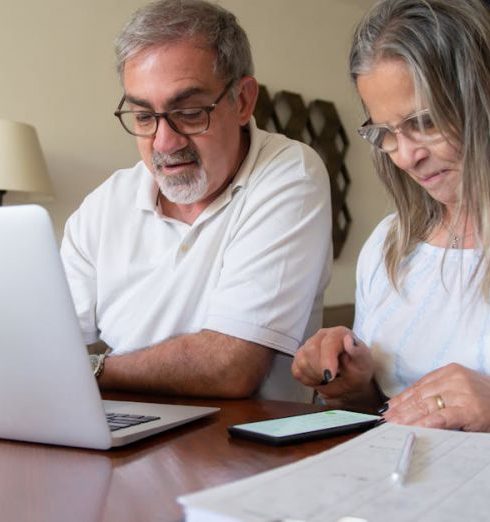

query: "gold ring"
xmin=434 ymin=394 xmax=446 ymax=410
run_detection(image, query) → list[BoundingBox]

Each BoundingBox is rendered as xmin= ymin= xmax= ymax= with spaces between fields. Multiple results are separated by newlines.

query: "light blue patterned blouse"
xmin=354 ymin=215 xmax=490 ymax=397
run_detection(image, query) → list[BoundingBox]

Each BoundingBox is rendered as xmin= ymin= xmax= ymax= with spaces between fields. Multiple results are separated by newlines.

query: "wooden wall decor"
xmin=254 ymin=85 xmax=351 ymax=258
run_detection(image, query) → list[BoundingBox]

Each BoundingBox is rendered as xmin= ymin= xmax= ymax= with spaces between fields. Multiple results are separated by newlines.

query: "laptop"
xmin=0 ymin=204 xmax=219 ymax=449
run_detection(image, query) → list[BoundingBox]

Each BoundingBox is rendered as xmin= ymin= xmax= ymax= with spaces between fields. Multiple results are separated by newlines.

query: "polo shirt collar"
xmin=229 ymin=117 xmax=261 ymax=193
xmin=135 ymin=162 xmax=159 ymax=212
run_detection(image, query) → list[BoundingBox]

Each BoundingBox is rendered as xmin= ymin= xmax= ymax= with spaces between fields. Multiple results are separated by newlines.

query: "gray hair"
xmin=115 ymin=0 xmax=254 ymax=82
xmin=350 ymin=0 xmax=490 ymax=297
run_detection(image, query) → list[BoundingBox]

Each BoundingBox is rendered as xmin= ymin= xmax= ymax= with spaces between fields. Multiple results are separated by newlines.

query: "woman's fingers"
xmin=383 ymin=364 xmax=490 ymax=432
xmin=292 ymin=327 xmax=350 ymax=386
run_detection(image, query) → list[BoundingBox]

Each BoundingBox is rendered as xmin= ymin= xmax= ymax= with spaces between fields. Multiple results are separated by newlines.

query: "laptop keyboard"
xmin=106 ymin=412 xmax=160 ymax=432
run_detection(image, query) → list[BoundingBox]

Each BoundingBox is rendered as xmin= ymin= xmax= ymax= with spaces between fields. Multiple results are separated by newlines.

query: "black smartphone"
xmin=228 ymin=409 xmax=381 ymax=445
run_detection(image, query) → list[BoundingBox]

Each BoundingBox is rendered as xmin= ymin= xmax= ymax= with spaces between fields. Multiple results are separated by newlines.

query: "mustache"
xmin=152 ymin=149 xmax=200 ymax=170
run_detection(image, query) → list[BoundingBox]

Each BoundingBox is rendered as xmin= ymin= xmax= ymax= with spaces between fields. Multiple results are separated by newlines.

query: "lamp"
xmin=0 ymin=119 xmax=53 ymax=205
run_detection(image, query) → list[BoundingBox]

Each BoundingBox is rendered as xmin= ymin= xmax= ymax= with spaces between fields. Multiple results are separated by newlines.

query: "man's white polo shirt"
xmin=61 ymin=120 xmax=332 ymax=401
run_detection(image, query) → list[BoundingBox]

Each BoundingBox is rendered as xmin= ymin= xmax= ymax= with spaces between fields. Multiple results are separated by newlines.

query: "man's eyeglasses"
xmin=114 ymin=80 xmax=234 ymax=138
xmin=357 ymin=109 xmax=442 ymax=153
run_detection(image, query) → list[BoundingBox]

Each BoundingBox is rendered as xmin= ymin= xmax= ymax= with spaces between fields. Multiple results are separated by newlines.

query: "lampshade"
xmin=0 ymin=119 xmax=53 ymax=201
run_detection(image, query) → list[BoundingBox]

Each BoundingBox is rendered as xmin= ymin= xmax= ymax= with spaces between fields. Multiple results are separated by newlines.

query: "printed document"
xmin=179 ymin=423 xmax=490 ymax=521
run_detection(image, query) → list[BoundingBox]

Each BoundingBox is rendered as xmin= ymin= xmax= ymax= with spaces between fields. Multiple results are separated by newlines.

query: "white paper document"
xmin=179 ymin=423 xmax=490 ymax=522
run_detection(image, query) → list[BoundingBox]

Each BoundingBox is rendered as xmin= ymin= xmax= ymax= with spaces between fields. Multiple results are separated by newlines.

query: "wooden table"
xmin=0 ymin=393 xmax=355 ymax=522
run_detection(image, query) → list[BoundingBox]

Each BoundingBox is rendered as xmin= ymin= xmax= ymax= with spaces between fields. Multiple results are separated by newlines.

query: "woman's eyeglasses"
xmin=357 ymin=109 xmax=443 ymax=153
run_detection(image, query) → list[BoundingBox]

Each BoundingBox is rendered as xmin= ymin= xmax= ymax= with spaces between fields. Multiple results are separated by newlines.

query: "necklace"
xmin=442 ymin=221 xmax=473 ymax=249
xmin=444 ymin=222 xmax=460 ymax=248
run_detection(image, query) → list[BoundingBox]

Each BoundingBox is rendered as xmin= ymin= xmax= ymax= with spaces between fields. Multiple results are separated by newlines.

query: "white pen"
xmin=391 ymin=431 xmax=416 ymax=485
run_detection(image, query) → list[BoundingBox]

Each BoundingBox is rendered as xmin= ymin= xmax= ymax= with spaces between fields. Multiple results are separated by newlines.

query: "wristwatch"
xmin=90 ymin=349 xmax=111 ymax=378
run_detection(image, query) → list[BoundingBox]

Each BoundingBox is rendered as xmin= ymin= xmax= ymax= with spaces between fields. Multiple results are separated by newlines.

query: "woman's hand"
xmin=383 ymin=363 xmax=490 ymax=432
xmin=291 ymin=326 xmax=376 ymax=403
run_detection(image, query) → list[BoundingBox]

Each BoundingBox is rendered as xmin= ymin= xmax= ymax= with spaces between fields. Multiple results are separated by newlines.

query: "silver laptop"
xmin=0 ymin=204 xmax=219 ymax=449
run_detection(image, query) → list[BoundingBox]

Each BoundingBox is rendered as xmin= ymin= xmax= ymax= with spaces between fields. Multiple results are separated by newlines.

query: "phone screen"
xmin=228 ymin=410 xmax=381 ymax=445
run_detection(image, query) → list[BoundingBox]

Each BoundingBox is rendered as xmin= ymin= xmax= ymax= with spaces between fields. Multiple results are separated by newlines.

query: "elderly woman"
xmin=292 ymin=0 xmax=490 ymax=432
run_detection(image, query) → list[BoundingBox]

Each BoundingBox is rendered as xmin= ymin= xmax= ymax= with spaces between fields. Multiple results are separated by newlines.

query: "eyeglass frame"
xmin=357 ymin=108 xmax=443 ymax=153
xmin=114 ymin=79 xmax=235 ymax=138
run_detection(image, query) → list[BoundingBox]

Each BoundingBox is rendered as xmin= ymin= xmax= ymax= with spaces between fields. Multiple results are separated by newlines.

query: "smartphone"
xmin=228 ymin=410 xmax=381 ymax=445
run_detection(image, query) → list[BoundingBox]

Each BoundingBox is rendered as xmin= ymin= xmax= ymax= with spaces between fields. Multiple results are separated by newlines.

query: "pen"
xmin=391 ymin=431 xmax=416 ymax=485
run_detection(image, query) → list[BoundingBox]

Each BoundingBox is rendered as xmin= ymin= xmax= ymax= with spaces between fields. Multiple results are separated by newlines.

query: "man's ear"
xmin=235 ymin=76 xmax=259 ymax=126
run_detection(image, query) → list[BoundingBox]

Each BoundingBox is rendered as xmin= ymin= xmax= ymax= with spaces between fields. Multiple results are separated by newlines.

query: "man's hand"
xmin=291 ymin=326 xmax=377 ymax=407
xmin=383 ymin=363 xmax=490 ymax=432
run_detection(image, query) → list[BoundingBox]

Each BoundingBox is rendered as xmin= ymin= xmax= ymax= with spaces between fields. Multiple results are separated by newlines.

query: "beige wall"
xmin=0 ymin=0 xmax=389 ymax=306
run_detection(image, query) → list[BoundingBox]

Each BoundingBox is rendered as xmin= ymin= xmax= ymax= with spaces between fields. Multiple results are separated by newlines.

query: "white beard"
xmin=152 ymin=149 xmax=208 ymax=204
xmin=155 ymin=169 xmax=209 ymax=204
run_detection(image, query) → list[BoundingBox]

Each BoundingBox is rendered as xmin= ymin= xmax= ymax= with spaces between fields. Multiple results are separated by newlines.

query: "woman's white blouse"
xmin=354 ymin=215 xmax=490 ymax=397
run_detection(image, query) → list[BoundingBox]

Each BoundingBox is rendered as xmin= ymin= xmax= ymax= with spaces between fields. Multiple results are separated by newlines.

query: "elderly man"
xmin=61 ymin=0 xmax=332 ymax=401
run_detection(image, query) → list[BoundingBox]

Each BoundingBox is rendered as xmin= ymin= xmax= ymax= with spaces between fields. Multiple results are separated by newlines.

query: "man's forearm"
xmin=98 ymin=330 xmax=274 ymax=398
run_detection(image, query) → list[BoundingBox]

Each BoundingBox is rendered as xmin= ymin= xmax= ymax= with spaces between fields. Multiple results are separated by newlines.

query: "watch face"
xmin=89 ymin=354 xmax=99 ymax=373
